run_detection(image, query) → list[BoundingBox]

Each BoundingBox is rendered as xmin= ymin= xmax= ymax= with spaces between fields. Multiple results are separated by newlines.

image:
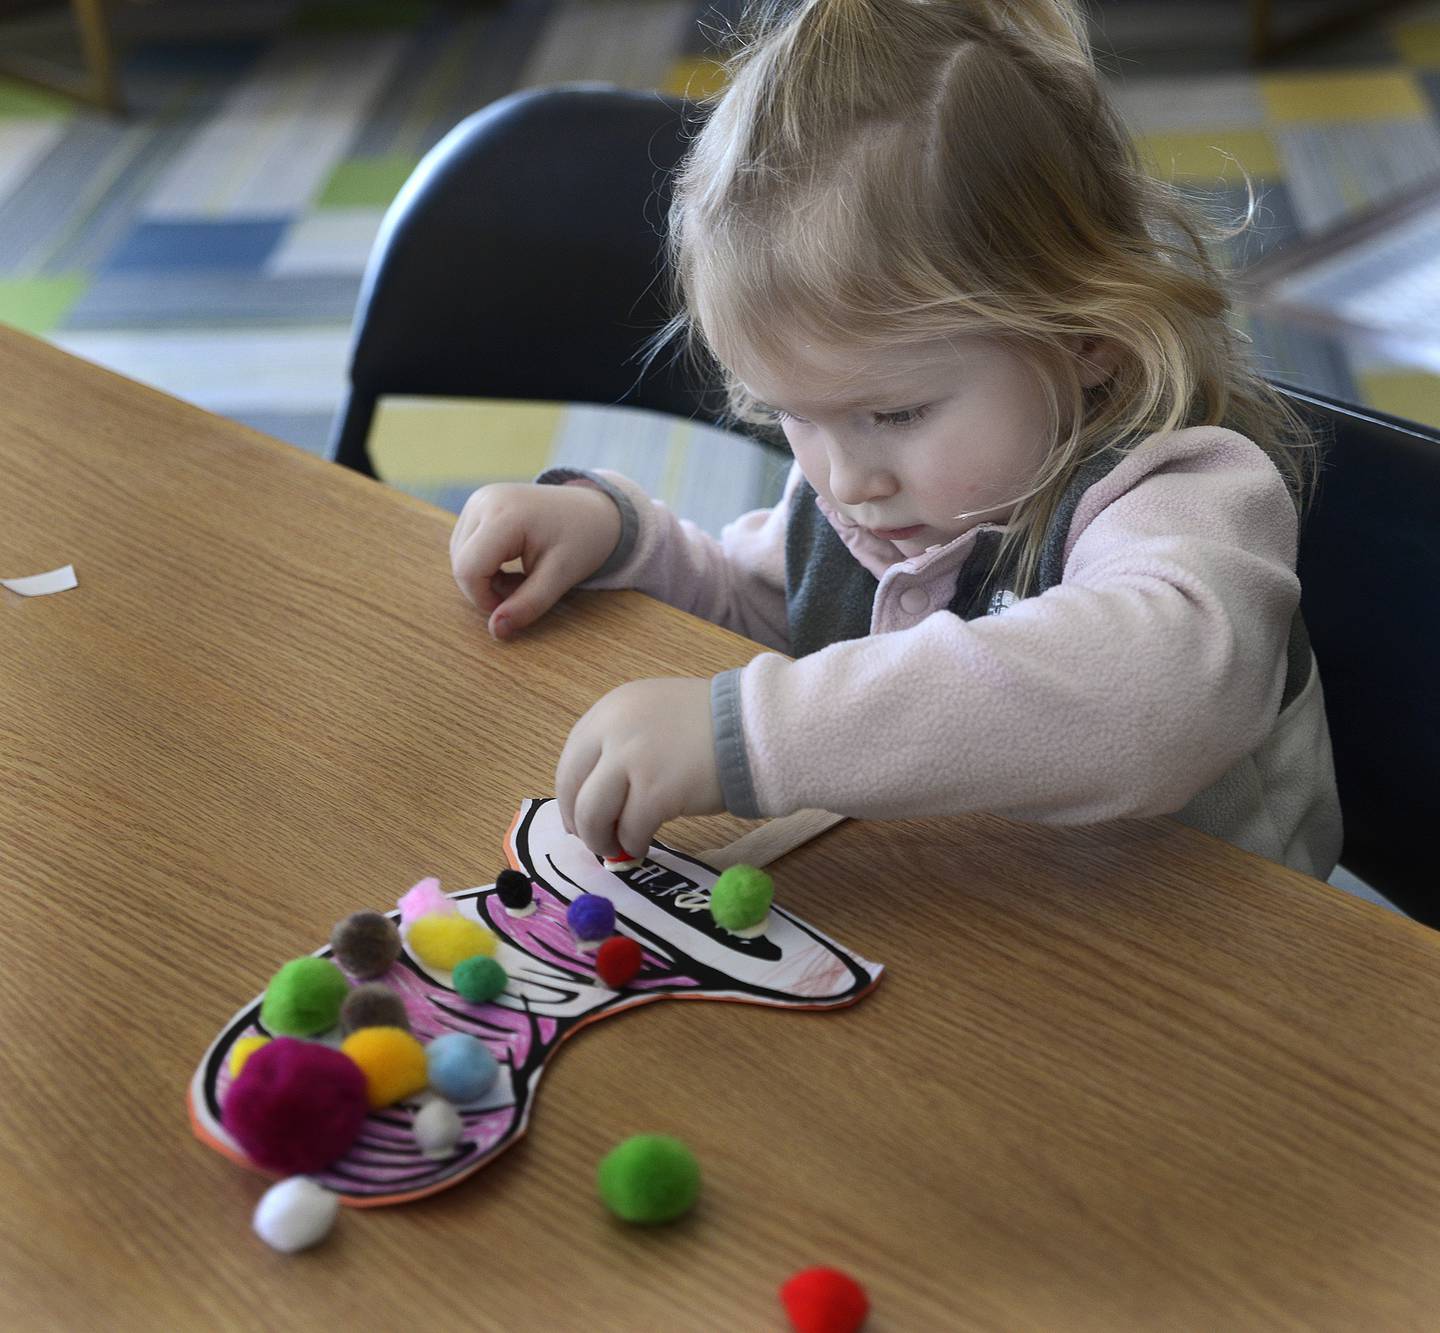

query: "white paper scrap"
xmin=1 ymin=565 xmax=78 ymax=597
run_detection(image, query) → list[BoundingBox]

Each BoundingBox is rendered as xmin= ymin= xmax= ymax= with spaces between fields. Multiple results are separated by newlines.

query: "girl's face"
xmin=740 ymin=334 xmax=1060 ymax=558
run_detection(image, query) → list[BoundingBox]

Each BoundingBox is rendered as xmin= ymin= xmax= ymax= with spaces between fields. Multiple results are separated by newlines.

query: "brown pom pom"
xmin=330 ymin=911 xmax=401 ymax=979
xmin=340 ymin=982 xmax=410 ymax=1034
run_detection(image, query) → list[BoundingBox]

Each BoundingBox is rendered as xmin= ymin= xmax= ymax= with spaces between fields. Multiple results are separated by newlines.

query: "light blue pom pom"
xmin=426 ymin=1032 xmax=499 ymax=1103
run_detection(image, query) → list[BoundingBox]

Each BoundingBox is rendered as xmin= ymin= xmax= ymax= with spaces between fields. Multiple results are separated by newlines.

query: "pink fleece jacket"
xmin=550 ymin=426 xmax=1343 ymax=880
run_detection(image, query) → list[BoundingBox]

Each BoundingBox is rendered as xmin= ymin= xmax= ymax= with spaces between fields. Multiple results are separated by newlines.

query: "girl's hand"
xmin=450 ymin=482 xmax=623 ymax=639
xmin=556 ymin=678 xmax=725 ymax=860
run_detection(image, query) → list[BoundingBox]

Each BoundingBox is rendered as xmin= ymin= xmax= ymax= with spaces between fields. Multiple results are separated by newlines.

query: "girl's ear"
xmin=1073 ymin=335 xmax=1121 ymax=388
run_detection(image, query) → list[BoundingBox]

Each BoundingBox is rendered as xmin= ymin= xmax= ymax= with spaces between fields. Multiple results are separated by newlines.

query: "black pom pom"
xmin=495 ymin=869 xmax=533 ymax=910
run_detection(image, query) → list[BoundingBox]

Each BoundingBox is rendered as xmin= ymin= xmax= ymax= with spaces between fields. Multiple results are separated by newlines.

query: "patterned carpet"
xmin=1 ymin=0 xmax=1438 ymax=527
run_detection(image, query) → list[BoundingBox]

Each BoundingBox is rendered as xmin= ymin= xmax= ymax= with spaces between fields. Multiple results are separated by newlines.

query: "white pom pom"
xmin=253 ymin=1177 xmax=339 ymax=1253
xmin=414 ymin=1098 xmax=464 ymax=1158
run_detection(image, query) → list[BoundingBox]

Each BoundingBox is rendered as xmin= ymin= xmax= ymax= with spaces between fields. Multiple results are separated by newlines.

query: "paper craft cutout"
xmin=1 ymin=565 xmax=76 ymax=596
xmin=189 ymin=798 xmax=883 ymax=1207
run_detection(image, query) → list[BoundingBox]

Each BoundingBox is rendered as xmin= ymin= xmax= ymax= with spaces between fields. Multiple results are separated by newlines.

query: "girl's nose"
xmin=826 ymin=443 xmax=897 ymax=507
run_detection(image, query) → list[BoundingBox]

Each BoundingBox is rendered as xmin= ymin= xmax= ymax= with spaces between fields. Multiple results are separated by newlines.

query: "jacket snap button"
xmin=899 ymin=586 xmax=929 ymax=615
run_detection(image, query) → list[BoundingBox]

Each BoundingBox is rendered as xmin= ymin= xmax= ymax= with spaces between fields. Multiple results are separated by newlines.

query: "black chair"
xmin=331 ymin=84 xmax=1439 ymax=923
xmin=328 ymin=84 xmax=729 ymax=478
xmin=1288 ymin=385 xmax=1440 ymax=925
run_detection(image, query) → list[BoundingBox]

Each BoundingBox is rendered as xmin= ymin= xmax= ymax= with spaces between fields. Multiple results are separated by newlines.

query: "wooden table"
xmin=3 ymin=326 xmax=1439 ymax=1330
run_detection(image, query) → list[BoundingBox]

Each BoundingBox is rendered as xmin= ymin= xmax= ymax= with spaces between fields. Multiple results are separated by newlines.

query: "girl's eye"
xmin=760 ymin=405 xmax=807 ymax=426
xmin=756 ymin=403 xmax=926 ymax=427
xmin=875 ymin=405 xmax=927 ymax=427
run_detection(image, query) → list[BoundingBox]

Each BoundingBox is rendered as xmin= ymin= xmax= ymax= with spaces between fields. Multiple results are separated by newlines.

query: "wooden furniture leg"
xmin=72 ymin=0 xmax=121 ymax=110
xmin=0 ymin=0 xmax=124 ymax=114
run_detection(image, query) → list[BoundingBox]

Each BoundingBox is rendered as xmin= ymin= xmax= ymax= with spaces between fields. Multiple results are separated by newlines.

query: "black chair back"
xmin=329 ymin=85 xmax=724 ymax=477
xmin=1288 ymin=383 xmax=1440 ymax=922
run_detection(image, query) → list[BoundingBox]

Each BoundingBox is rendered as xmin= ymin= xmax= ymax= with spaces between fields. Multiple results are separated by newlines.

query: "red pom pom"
xmin=595 ymin=935 xmax=643 ymax=987
xmin=223 ymin=1036 xmax=369 ymax=1174
xmin=780 ymin=1267 xmax=869 ymax=1333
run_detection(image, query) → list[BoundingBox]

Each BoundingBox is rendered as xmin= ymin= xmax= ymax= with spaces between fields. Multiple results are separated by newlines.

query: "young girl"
xmin=450 ymin=0 xmax=1342 ymax=880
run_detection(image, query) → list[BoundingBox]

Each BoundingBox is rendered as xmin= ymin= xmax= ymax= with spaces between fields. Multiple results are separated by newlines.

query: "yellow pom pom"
xmin=408 ymin=914 xmax=497 ymax=970
xmin=229 ymin=1035 xmax=271 ymax=1078
xmin=341 ymin=1026 xmax=428 ymax=1110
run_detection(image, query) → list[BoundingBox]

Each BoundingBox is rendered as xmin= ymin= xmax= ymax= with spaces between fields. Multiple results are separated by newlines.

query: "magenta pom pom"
xmin=223 ymin=1037 xmax=369 ymax=1174
xmin=567 ymin=893 xmax=616 ymax=942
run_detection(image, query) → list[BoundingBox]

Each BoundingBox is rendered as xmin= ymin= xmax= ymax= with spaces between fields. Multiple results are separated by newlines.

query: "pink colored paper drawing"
xmin=188 ymin=798 xmax=883 ymax=1207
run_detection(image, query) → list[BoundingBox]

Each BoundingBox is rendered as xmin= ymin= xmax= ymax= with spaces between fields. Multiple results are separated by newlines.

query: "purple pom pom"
xmin=567 ymin=892 xmax=616 ymax=941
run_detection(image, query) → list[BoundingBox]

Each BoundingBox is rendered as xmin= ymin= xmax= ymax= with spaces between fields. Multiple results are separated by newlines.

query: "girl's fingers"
xmin=489 ymin=571 xmax=525 ymax=602
xmin=485 ymin=571 xmax=526 ymax=636
xmin=572 ymin=766 xmax=629 ymax=859
xmin=448 ymin=508 xmax=472 ymax=565
xmin=487 ymin=549 xmax=583 ymax=638
xmin=615 ymin=802 xmax=660 ymax=867
xmin=448 ymin=490 xmax=489 ymax=564
xmin=452 ymin=522 xmax=518 ymax=617
xmin=555 ymin=723 xmax=598 ymax=838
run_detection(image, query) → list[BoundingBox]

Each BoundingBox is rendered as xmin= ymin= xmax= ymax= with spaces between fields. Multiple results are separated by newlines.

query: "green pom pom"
xmin=453 ymin=954 xmax=507 ymax=1003
xmin=709 ymin=864 xmax=773 ymax=931
xmin=260 ymin=957 xmax=349 ymax=1036
xmin=597 ymin=1134 xmax=701 ymax=1224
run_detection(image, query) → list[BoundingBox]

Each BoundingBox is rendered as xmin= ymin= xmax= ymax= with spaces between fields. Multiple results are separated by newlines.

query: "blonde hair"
xmin=646 ymin=0 xmax=1317 ymax=596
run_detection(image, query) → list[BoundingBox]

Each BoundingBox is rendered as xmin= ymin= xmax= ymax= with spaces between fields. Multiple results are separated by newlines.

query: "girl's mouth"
xmin=868 ymin=524 xmax=925 ymax=541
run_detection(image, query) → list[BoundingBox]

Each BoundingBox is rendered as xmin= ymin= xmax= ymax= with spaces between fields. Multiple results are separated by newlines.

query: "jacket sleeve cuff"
xmin=711 ymin=668 xmax=762 ymax=819
xmin=535 ymin=466 xmax=637 ymax=582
